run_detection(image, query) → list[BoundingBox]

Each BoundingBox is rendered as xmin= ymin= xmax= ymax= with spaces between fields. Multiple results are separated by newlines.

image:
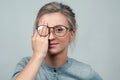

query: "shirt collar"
xmin=42 ymin=58 xmax=72 ymax=72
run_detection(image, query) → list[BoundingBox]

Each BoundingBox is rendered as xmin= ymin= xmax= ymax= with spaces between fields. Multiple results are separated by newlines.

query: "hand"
xmin=31 ymin=21 xmax=49 ymax=58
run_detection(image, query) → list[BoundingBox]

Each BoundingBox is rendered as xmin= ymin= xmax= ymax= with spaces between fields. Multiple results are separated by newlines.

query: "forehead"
xmin=38 ymin=12 xmax=69 ymax=27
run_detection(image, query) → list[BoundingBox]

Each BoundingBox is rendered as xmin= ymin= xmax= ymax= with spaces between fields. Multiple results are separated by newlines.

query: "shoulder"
xmin=11 ymin=57 xmax=31 ymax=79
xmin=19 ymin=56 xmax=31 ymax=62
xmin=68 ymin=58 xmax=93 ymax=75
xmin=20 ymin=56 xmax=31 ymax=62
xmin=16 ymin=56 xmax=31 ymax=67
xmin=69 ymin=58 xmax=91 ymax=70
xmin=68 ymin=58 xmax=102 ymax=80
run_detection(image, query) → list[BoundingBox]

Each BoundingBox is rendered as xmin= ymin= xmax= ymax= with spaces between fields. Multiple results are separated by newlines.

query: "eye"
xmin=55 ymin=26 xmax=66 ymax=33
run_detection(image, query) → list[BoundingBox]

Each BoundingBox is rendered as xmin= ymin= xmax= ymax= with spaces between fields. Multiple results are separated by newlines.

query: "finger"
xmin=41 ymin=21 xmax=48 ymax=36
xmin=37 ymin=20 xmax=44 ymax=36
xmin=44 ymin=21 xmax=49 ymax=36
xmin=37 ymin=25 xmax=44 ymax=36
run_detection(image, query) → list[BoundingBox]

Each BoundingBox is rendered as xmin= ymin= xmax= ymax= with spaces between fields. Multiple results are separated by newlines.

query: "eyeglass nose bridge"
xmin=47 ymin=26 xmax=55 ymax=35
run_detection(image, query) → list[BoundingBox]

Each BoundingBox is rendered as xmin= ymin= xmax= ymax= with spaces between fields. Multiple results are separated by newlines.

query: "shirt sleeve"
xmin=89 ymin=67 xmax=103 ymax=80
xmin=11 ymin=57 xmax=30 ymax=80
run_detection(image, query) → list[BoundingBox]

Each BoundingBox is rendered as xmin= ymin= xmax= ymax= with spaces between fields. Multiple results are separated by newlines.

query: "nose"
xmin=48 ymin=29 xmax=55 ymax=40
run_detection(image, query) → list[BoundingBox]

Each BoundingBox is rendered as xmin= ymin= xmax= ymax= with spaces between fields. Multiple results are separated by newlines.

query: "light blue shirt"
xmin=12 ymin=57 xmax=102 ymax=80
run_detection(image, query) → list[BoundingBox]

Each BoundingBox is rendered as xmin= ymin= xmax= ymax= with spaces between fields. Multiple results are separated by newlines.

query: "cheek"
xmin=58 ymin=35 xmax=70 ymax=45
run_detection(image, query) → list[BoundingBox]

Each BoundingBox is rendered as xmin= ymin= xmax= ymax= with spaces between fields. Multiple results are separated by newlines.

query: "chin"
xmin=47 ymin=48 xmax=62 ymax=55
xmin=48 ymin=49 xmax=58 ymax=55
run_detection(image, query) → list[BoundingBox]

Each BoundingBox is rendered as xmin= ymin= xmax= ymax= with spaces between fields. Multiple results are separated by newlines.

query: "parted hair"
xmin=34 ymin=2 xmax=77 ymax=33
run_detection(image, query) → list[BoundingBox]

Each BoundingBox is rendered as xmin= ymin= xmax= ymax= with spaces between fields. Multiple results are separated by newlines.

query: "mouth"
xmin=49 ymin=43 xmax=59 ymax=48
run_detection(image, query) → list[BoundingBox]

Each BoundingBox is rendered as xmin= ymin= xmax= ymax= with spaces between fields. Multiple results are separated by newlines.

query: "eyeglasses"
xmin=36 ymin=25 xmax=71 ymax=37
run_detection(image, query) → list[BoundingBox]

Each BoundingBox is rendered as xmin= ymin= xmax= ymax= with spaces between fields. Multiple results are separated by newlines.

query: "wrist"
xmin=32 ymin=53 xmax=45 ymax=61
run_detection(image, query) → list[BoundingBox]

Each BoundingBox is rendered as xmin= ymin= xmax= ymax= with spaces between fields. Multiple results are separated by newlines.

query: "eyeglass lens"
xmin=37 ymin=25 xmax=68 ymax=37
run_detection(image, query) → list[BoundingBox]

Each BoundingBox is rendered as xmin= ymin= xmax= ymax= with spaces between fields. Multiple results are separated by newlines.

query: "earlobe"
xmin=69 ymin=32 xmax=75 ymax=42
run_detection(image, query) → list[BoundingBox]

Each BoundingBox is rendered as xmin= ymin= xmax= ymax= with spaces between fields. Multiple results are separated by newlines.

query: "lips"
xmin=49 ymin=42 xmax=59 ymax=48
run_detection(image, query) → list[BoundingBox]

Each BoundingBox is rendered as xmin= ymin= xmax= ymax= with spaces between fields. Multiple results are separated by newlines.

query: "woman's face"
xmin=38 ymin=12 xmax=74 ymax=55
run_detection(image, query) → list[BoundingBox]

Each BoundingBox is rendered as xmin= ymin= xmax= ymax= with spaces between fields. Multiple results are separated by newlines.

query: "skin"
xmin=38 ymin=12 xmax=74 ymax=67
xmin=15 ymin=12 xmax=75 ymax=80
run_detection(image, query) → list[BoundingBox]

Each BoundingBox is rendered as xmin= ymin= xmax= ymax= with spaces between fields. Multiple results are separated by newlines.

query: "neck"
xmin=45 ymin=51 xmax=68 ymax=67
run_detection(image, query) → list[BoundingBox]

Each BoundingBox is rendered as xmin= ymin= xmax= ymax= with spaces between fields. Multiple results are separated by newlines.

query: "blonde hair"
xmin=34 ymin=2 xmax=77 ymax=34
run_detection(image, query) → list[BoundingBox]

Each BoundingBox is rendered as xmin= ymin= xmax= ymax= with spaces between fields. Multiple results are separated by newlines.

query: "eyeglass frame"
xmin=36 ymin=25 xmax=72 ymax=37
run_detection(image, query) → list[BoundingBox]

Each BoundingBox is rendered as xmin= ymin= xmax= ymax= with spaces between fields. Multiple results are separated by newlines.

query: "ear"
xmin=69 ymin=31 xmax=75 ymax=42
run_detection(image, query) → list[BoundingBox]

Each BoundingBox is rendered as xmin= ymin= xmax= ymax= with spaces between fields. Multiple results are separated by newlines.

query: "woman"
xmin=12 ymin=2 xmax=102 ymax=80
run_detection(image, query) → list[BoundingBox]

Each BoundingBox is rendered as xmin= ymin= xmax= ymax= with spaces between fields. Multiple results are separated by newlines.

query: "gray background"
xmin=0 ymin=0 xmax=120 ymax=80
